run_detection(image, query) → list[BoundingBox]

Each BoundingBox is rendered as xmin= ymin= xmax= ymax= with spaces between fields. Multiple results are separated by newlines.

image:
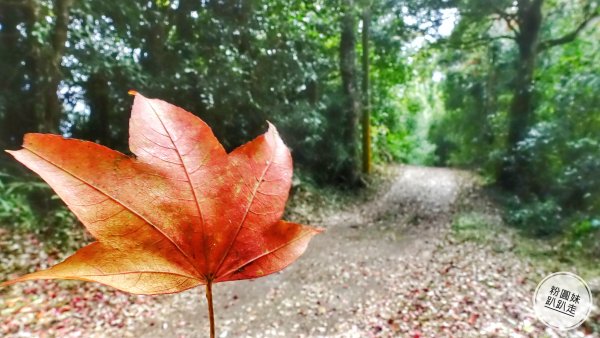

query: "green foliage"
xmin=0 ymin=172 xmax=78 ymax=246
xmin=452 ymin=212 xmax=498 ymax=243
xmin=430 ymin=43 xmax=512 ymax=174
xmin=432 ymin=0 xmax=600 ymax=241
xmin=370 ymin=47 xmax=441 ymax=165
xmin=1 ymin=0 xmax=595 ymax=254
xmin=0 ymin=173 xmax=38 ymax=230
xmin=505 ymin=197 xmax=564 ymax=236
xmin=502 ymin=27 xmax=600 ymax=236
xmin=563 ymin=218 xmax=600 ymax=258
xmin=1 ymin=0 xmax=451 ymax=185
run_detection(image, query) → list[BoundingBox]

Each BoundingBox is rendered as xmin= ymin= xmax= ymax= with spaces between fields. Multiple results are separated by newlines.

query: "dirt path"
xmin=127 ymin=166 xmax=466 ymax=336
xmin=126 ymin=165 xmax=578 ymax=338
xmin=2 ymin=165 xmax=594 ymax=337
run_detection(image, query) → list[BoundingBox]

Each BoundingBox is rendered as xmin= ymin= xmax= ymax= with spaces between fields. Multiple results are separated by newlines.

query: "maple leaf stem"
xmin=205 ymin=281 xmax=215 ymax=338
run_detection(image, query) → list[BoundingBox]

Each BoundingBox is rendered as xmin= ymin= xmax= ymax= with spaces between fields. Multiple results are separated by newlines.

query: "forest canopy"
xmin=0 ymin=0 xmax=598 ymax=244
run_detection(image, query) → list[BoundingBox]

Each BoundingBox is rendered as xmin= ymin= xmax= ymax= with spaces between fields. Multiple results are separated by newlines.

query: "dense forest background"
xmin=0 ymin=0 xmax=598 ymax=253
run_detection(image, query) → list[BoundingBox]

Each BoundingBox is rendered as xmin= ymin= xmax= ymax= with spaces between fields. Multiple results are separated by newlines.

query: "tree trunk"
xmin=140 ymin=6 xmax=169 ymax=84
xmin=175 ymin=0 xmax=195 ymax=42
xmin=85 ymin=72 xmax=111 ymax=145
xmin=498 ymin=0 xmax=543 ymax=192
xmin=38 ymin=0 xmax=74 ymax=134
xmin=339 ymin=0 xmax=361 ymax=184
xmin=0 ymin=2 xmax=39 ymax=148
xmin=361 ymin=8 xmax=371 ymax=174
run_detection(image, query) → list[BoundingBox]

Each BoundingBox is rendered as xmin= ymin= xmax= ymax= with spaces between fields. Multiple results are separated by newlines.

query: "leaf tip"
xmin=312 ymin=226 xmax=326 ymax=234
xmin=265 ymin=120 xmax=277 ymax=133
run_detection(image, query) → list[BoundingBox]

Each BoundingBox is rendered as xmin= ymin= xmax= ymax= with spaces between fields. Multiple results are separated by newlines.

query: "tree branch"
xmin=537 ymin=12 xmax=599 ymax=52
xmin=453 ymin=34 xmax=516 ymax=49
xmin=493 ymin=7 xmax=519 ymax=34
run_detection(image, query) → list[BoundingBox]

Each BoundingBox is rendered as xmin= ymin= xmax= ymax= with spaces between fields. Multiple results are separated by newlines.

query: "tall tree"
xmin=0 ymin=0 xmax=74 ymax=140
xmin=497 ymin=0 xmax=544 ymax=191
xmin=361 ymin=6 xmax=372 ymax=174
xmin=339 ymin=0 xmax=361 ymax=184
xmin=453 ymin=0 xmax=599 ymax=191
xmin=0 ymin=1 xmax=38 ymax=148
xmin=84 ymin=72 xmax=111 ymax=145
xmin=500 ymin=0 xmax=598 ymax=191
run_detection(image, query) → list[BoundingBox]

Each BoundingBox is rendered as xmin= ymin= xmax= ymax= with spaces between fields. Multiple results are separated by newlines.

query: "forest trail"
xmin=131 ymin=165 xmax=568 ymax=338
xmin=1 ymin=166 xmax=584 ymax=337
